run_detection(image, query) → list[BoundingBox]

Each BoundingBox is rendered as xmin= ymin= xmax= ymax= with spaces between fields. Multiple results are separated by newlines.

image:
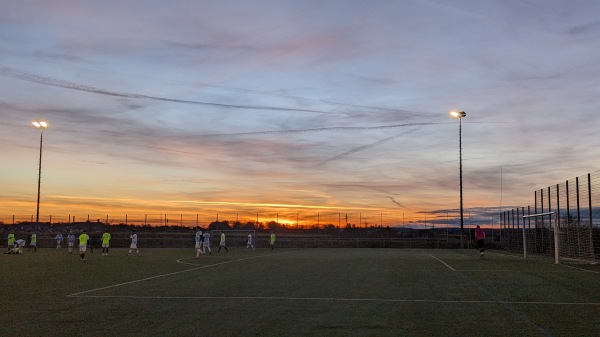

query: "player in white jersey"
xmin=246 ymin=233 xmax=254 ymax=249
xmin=15 ymin=239 xmax=26 ymax=253
xmin=128 ymin=230 xmax=140 ymax=256
xmin=202 ymin=231 xmax=211 ymax=255
xmin=66 ymin=231 xmax=76 ymax=254
xmin=55 ymin=233 xmax=63 ymax=249
xmin=194 ymin=227 xmax=204 ymax=257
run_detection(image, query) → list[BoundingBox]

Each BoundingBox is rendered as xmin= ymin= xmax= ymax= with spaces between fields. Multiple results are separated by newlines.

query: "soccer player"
xmin=66 ymin=231 xmax=76 ymax=254
xmin=7 ymin=230 xmax=15 ymax=251
xmin=202 ymin=230 xmax=211 ymax=255
xmin=55 ymin=232 xmax=63 ymax=249
xmin=194 ymin=227 xmax=203 ymax=257
xmin=101 ymin=229 xmax=111 ymax=256
xmin=128 ymin=230 xmax=140 ymax=256
xmin=246 ymin=233 xmax=254 ymax=249
xmin=15 ymin=239 xmax=27 ymax=253
xmin=29 ymin=233 xmax=37 ymax=252
xmin=475 ymin=225 xmax=486 ymax=257
xmin=4 ymin=242 xmax=21 ymax=254
xmin=4 ymin=239 xmax=25 ymax=254
xmin=78 ymin=230 xmax=89 ymax=260
xmin=218 ymin=231 xmax=228 ymax=253
xmin=270 ymin=232 xmax=276 ymax=250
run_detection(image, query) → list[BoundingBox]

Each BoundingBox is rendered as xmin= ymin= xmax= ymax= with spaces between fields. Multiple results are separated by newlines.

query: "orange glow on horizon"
xmin=0 ymin=191 xmax=498 ymax=229
xmin=0 ymin=193 xmax=446 ymax=228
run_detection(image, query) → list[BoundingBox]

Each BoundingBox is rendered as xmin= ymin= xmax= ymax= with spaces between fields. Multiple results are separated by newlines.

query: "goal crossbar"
xmin=522 ymin=211 xmax=554 ymax=218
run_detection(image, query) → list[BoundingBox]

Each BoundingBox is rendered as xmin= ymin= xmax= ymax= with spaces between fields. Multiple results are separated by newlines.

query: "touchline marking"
xmin=66 ymin=295 xmax=600 ymax=306
xmin=68 ymin=250 xmax=297 ymax=297
xmin=429 ymin=254 xmax=456 ymax=271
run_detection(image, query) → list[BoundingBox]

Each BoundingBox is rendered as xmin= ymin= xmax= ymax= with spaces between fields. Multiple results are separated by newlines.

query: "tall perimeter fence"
xmin=500 ymin=170 xmax=600 ymax=263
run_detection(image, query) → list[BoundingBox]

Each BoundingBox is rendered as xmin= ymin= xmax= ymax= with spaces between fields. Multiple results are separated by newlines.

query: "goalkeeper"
xmin=474 ymin=225 xmax=485 ymax=257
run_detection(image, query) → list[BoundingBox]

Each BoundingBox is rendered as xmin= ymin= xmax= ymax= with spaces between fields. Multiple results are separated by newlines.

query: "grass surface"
xmin=2 ymin=247 xmax=599 ymax=336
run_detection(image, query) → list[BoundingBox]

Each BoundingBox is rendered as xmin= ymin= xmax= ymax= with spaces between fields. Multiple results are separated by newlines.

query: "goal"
xmin=522 ymin=211 xmax=596 ymax=264
xmin=210 ymin=230 xmax=256 ymax=247
xmin=522 ymin=212 xmax=559 ymax=264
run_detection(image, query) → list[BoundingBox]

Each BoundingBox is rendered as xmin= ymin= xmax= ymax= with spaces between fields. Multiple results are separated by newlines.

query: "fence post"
xmin=576 ymin=177 xmax=581 ymax=225
xmin=511 ymin=209 xmax=515 ymax=249
xmin=576 ymin=177 xmax=582 ymax=252
xmin=565 ymin=180 xmax=571 ymax=224
xmin=521 ymin=207 xmax=526 ymax=258
xmin=588 ymin=173 xmax=595 ymax=257
xmin=556 ymin=184 xmax=561 ymax=229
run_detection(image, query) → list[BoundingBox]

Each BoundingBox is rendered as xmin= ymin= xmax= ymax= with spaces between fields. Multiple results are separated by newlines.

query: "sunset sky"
xmin=1 ymin=1 xmax=600 ymax=227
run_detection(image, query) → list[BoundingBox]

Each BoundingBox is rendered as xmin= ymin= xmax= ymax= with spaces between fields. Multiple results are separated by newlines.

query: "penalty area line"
xmin=66 ymin=295 xmax=600 ymax=306
xmin=429 ymin=254 xmax=456 ymax=271
xmin=561 ymin=263 xmax=600 ymax=274
xmin=68 ymin=250 xmax=297 ymax=297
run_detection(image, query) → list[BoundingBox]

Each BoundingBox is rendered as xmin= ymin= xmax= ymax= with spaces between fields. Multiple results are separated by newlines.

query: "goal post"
xmin=522 ymin=211 xmax=559 ymax=264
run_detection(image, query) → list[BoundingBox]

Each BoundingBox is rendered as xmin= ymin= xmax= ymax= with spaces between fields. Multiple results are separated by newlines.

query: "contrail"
xmin=199 ymin=123 xmax=442 ymax=137
xmin=314 ymin=127 xmax=420 ymax=167
xmin=386 ymin=196 xmax=409 ymax=210
xmin=0 ymin=66 xmax=331 ymax=114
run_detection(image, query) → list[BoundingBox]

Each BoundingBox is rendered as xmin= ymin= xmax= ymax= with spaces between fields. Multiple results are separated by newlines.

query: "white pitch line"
xmin=175 ymin=257 xmax=207 ymax=266
xmin=68 ymin=250 xmax=297 ymax=297
xmin=561 ymin=263 xmax=600 ymax=274
xmin=429 ymin=254 xmax=456 ymax=271
xmin=66 ymin=295 xmax=600 ymax=306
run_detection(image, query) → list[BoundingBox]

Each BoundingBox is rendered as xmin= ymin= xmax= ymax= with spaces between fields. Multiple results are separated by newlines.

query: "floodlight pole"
xmin=451 ymin=111 xmax=466 ymax=248
xmin=33 ymin=121 xmax=48 ymax=226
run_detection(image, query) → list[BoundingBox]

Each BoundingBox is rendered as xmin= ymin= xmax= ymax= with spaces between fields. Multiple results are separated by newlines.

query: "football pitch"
xmin=2 ymin=248 xmax=599 ymax=337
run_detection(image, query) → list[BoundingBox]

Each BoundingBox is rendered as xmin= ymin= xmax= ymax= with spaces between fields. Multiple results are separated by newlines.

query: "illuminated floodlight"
xmin=450 ymin=111 xmax=466 ymax=118
xmin=32 ymin=121 xmax=48 ymax=128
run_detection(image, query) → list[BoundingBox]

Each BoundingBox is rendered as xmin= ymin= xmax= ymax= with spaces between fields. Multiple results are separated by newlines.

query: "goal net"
xmin=522 ymin=211 xmax=596 ymax=264
xmin=210 ymin=230 xmax=257 ymax=247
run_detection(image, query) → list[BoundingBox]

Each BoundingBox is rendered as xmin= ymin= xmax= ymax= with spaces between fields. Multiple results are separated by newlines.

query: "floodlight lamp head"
xmin=450 ymin=111 xmax=466 ymax=118
xmin=32 ymin=121 xmax=48 ymax=128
